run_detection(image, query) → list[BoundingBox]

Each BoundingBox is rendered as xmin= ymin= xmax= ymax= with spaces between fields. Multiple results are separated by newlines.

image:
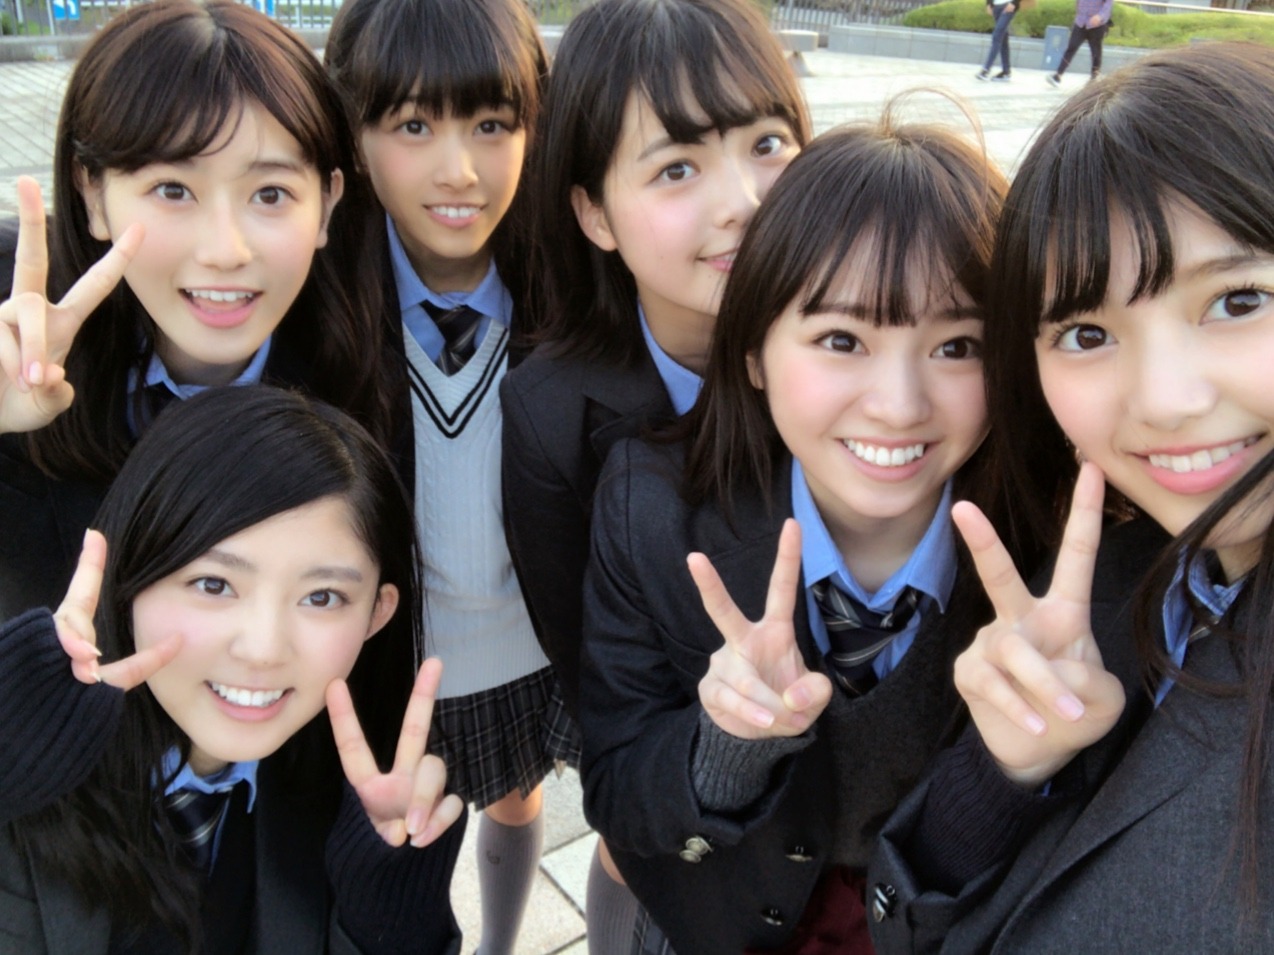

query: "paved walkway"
xmin=0 ymin=46 xmax=1072 ymax=954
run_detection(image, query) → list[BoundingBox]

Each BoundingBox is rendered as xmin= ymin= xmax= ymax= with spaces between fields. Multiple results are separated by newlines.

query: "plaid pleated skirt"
xmin=428 ymin=665 xmax=582 ymax=809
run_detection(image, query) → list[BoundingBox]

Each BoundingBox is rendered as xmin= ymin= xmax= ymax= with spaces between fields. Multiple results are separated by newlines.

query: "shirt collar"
xmin=386 ymin=214 xmax=510 ymax=325
xmin=791 ymin=459 xmax=957 ymax=612
xmin=1161 ymin=548 xmax=1246 ymax=675
xmin=161 ymin=748 xmax=259 ymax=812
xmin=128 ymin=337 xmax=272 ymax=406
xmin=638 ymin=304 xmax=703 ymax=416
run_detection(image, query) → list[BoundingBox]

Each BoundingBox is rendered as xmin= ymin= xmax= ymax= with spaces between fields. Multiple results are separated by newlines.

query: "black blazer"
xmin=579 ymin=437 xmax=971 ymax=955
xmin=500 ymin=345 xmax=673 ymax=717
xmin=0 ymin=216 xmax=16 ymax=299
xmin=868 ymin=518 xmax=1274 ymax=952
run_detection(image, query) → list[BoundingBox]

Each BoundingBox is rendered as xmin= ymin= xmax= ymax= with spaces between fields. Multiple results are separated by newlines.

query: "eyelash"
xmin=302 ymin=589 xmax=349 ymax=609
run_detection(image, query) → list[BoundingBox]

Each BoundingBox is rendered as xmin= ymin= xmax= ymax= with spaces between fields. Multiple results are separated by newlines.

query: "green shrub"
xmin=902 ymin=0 xmax=1274 ymax=47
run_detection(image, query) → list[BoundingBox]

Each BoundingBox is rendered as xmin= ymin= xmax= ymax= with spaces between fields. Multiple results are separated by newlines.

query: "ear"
xmin=315 ymin=168 xmax=345 ymax=250
xmin=75 ymin=165 xmax=111 ymax=242
xmin=746 ymin=349 xmax=765 ymax=391
xmin=365 ymin=582 xmax=399 ymax=641
xmin=570 ymin=184 xmax=618 ymax=253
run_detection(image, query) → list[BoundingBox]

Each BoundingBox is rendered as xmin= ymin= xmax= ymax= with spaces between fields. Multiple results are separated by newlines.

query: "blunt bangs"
xmin=1008 ymin=42 xmax=1274 ymax=328
xmin=67 ymin=1 xmax=342 ymax=181
xmin=330 ymin=0 xmax=543 ymax=130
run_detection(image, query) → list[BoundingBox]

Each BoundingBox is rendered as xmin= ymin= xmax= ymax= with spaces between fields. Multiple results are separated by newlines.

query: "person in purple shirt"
xmin=1047 ymin=0 xmax=1114 ymax=86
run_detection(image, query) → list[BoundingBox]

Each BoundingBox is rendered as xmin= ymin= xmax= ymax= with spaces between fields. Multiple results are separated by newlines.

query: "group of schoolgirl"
xmin=1 ymin=0 xmax=1272 ymax=948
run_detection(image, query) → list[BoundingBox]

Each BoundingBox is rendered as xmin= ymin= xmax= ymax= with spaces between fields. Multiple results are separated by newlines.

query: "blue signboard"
xmin=251 ymin=0 xmax=276 ymax=15
xmin=52 ymin=0 xmax=80 ymax=20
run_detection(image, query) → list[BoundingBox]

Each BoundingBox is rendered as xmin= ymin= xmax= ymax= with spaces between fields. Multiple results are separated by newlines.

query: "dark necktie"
xmin=165 ymin=786 xmax=233 ymax=873
xmin=424 ymin=302 xmax=483 ymax=375
xmin=812 ymin=580 xmax=924 ymax=695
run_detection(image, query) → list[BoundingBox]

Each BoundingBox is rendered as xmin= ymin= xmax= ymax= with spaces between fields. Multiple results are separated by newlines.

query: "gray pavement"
xmin=0 ymin=46 xmax=1071 ymax=953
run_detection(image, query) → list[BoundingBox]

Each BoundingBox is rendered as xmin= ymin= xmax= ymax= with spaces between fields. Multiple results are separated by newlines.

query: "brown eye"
xmin=1211 ymin=289 xmax=1266 ymax=320
xmin=1054 ymin=323 xmax=1111 ymax=351
xmin=934 ymin=337 xmax=982 ymax=359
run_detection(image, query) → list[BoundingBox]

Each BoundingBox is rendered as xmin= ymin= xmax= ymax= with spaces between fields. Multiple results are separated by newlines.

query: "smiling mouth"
xmin=1146 ymin=438 xmax=1259 ymax=474
xmin=183 ymin=289 xmax=258 ymax=307
xmin=209 ymin=682 xmax=287 ymax=708
xmin=844 ymin=440 xmax=927 ymax=467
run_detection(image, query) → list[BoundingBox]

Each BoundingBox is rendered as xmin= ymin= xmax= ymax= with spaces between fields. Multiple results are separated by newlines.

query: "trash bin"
xmin=1042 ymin=24 xmax=1069 ymax=71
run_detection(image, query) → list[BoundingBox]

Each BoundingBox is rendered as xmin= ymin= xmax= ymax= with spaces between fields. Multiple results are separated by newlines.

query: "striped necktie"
xmin=165 ymin=786 xmax=234 ymax=873
xmin=424 ymin=302 xmax=483 ymax=375
xmin=811 ymin=580 xmax=924 ymax=695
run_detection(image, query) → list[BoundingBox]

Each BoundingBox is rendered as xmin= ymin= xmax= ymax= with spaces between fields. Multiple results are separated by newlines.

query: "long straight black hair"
xmin=986 ymin=42 xmax=1274 ymax=913
xmin=32 ymin=0 xmax=392 ymax=482
xmin=13 ymin=386 xmax=421 ymax=949
xmin=528 ymin=0 xmax=812 ymax=363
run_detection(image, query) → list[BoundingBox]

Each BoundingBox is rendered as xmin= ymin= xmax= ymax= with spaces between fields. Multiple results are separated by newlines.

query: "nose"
xmin=228 ymin=601 xmax=291 ymax=667
xmin=1124 ymin=320 xmax=1216 ymax=430
xmin=194 ymin=200 xmax=252 ymax=271
xmin=434 ymin=134 xmax=479 ymax=190
xmin=712 ymin=152 xmax=763 ymax=230
xmin=860 ymin=351 xmax=932 ymax=430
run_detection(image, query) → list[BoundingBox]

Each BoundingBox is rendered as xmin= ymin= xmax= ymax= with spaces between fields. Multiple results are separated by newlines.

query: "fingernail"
xmin=1025 ymin=713 xmax=1047 ymax=736
xmin=754 ymin=709 xmax=774 ymax=728
xmin=406 ymin=808 xmax=424 ymax=836
xmin=784 ymin=686 xmax=810 ymax=710
xmin=28 ymin=362 xmax=42 ymax=386
xmin=1057 ymin=694 xmax=1085 ymax=721
xmin=82 ymin=639 xmax=102 ymax=658
xmin=411 ymin=824 xmax=433 ymax=848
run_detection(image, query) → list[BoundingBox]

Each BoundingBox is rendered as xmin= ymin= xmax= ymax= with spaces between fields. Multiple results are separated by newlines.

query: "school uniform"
xmin=499 ymin=309 xmax=683 ymax=719
xmin=0 ymin=215 xmax=17 ymax=298
xmin=378 ymin=217 xmax=573 ymax=806
xmin=578 ymin=436 xmax=977 ymax=955
xmin=0 ymin=608 xmax=465 ymax=955
xmin=867 ymin=517 xmax=1274 ymax=953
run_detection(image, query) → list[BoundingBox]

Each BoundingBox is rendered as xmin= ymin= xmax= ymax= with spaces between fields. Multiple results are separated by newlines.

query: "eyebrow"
xmin=1180 ymin=250 xmax=1274 ymax=281
xmin=636 ymin=134 xmax=699 ymax=163
xmin=199 ymin=549 xmax=365 ymax=583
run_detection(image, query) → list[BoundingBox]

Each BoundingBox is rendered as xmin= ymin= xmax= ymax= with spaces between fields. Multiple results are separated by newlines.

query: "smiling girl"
xmin=0 ymin=0 xmax=389 ymax=621
xmin=498 ymin=3 xmax=809 ymax=939
xmin=1 ymin=386 xmax=464 ymax=954
xmin=577 ymin=112 xmax=1015 ymax=954
xmin=867 ymin=42 xmax=1274 ymax=953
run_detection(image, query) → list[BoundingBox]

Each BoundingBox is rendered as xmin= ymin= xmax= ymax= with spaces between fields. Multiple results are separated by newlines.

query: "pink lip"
xmin=702 ymin=252 xmax=735 ymax=273
xmin=183 ymin=290 xmax=258 ymax=330
xmin=206 ymin=683 xmax=291 ymax=723
xmin=1136 ymin=442 xmax=1257 ymax=496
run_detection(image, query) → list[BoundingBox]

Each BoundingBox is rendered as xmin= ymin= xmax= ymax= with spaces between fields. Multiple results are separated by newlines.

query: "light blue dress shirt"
xmin=161 ymin=749 xmax=259 ymax=867
xmin=791 ymin=460 xmax=958 ymax=679
xmin=387 ymin=215 xmax=511 ymax=360
xmin=638 ymin=305 xmax=703 ymax=416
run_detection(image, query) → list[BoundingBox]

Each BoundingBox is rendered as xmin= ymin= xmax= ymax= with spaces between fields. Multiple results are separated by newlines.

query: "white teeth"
xmin=845 ymin=440 xmax=926 ymax=467
xmin=210 ymin=682 xmax=285 ymax=708
xmin=433 ymin=205 xmax=479 ymax=219
xmin=1148 ymin=439 xmax=1252 ymax=474
xmin=186 ymin=289 xmax=254 ymax=303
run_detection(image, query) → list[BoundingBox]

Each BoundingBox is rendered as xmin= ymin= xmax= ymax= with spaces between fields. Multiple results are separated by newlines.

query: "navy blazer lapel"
xmin=29 ymin=857 xmax=109 ymax=955
xmin=1021 ymin=634 xmax=1241 ymax=910
xmin=583 ymin=351 xmax=674 ymax=462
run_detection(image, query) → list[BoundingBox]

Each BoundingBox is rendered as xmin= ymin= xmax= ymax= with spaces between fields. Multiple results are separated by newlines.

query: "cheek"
xmin=1039 ymin=359 xmax=1107 ymax=453
xmin=765 ymin=355 xmax=839 ymax=440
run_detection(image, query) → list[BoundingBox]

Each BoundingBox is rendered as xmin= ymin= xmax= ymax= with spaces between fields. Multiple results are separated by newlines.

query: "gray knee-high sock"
xmin=475 ymin=810 xmax=544 ymax=955
xmin=586 ymin=842 xmax=640 ymax=955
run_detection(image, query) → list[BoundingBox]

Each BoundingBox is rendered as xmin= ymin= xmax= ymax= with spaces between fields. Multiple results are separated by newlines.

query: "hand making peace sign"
xmin=689 ymin=518 xmax=834 ymax=740
xmin=54 ymin=529 xmax=182 ymax=689
xmin=327 ymin=658 xmax=465 ymax=849
xmin=0 ymin=176 xmax=142 ymax=434
xmin=951 ymin=462 xmax=1126 ymax=787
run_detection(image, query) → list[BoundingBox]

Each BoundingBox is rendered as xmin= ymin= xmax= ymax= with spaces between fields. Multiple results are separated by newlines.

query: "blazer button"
xmin=760 ymin=907 xmax=785 ymax=927
xmin=784 ymin=844 xmax=814 ymax=862
xmin=872 ymin=883 xmax=898 ymax=922
xmin=685 ymin=835 xmax=712 ymax=856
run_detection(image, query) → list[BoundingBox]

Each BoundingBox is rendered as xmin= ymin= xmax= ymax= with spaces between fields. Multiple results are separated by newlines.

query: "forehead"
xmin=204 ymin=497 xmax=372 ymax=566
xmin=805 ymin=232 xmax=977 ymax=317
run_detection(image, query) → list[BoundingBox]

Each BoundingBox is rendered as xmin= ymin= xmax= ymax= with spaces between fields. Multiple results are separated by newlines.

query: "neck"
xmin=406 ymin=241 xmax=491 ymax=294
xmin=827 ymin=494 xmax=943 ymax=593
xmin=643 ymin=303 xmax=714 ymax=375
